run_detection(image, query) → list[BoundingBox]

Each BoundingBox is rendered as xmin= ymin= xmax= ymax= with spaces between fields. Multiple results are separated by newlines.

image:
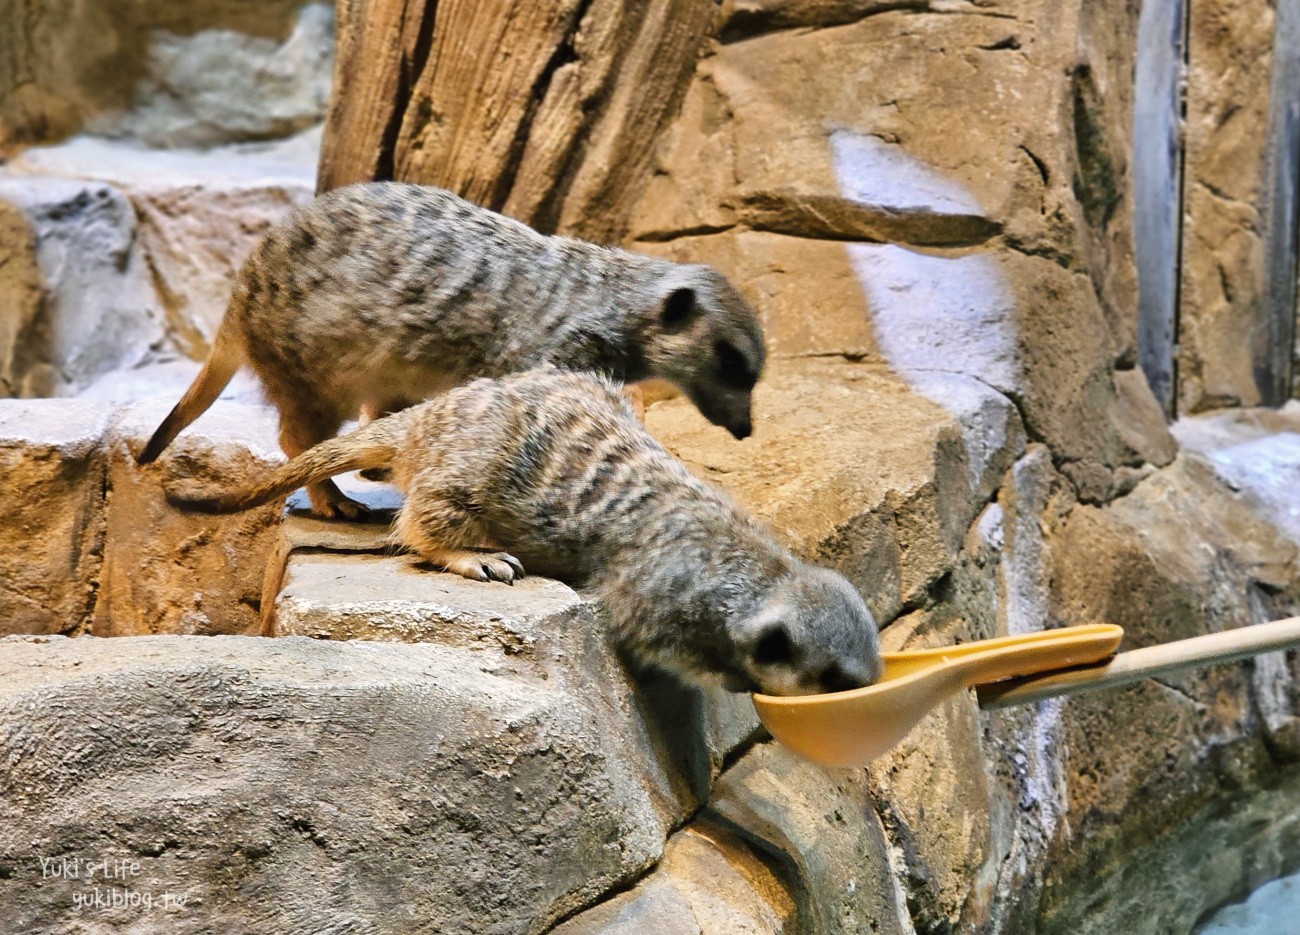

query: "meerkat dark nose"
xmin=729 ymin=418 xmax=752 ymax=440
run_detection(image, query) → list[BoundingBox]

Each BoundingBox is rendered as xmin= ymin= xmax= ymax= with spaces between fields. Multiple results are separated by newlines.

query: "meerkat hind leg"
xmin=278 ymin=409 xmax=371 ymax=521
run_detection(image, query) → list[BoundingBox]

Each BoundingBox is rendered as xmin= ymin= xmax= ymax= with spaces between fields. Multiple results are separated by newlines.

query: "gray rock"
xmin=0 ymin=0 xmax=329 ymax=153
xmin=85 ymin=3 xmax=335 ymax=149
xmin=0 ymin=633 xmax=670 ymax=935
xmin=6 ymin=132 xmax=318 ymax=357
xmin=708 ymin=743 xmax=911 ymax=935
xmin=0 ymin=178 xmax=166 ymax=397
xmin=1175 ymin=404 xmax=1300 ymax=545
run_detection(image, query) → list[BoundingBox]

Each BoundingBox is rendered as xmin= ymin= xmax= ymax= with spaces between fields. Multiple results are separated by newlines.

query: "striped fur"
xmin=139 ymin=182 xmax=765 ymax=519
xmin=167 ymin=369 xmax=880 ymax=697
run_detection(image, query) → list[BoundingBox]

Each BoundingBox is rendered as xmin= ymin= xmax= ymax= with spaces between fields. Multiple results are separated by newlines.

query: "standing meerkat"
xmin=137 ymin=181 xmax=766 ymax=519
xmin=167 ymin=369 xmax=882 ymax=697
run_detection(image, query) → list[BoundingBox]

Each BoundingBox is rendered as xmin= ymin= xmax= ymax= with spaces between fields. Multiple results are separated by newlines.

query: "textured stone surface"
xmin=0 ymin=394 xmax=287 ymax=640
xmin=0 ymin=177 xmax=166 ymax=397
xmin=0 ymin=400 xmax=115 ymax=636
xmin=275 ymin=552 xmax=596 ymax=646
xmin=1176 ymin=0 xmax=1276 ymax=413
xmin=551 ymin=821 xmax=797 ymax=935
xmin=274 ymin=549 xmax=762 ymax=799
xmin=1174 ymin=403 xmax=1300 ymax=546
xmin=91 ymin=398 xmax=285 ymax=637
xmin=6 ymin=132 xmax=318 ymax=357
xmin=709 ymin=742 xmax=910 ymax=935
xmin=0 ymin=633 xmax=669 ymax=935
xmin=0 ymin=0 xmax=328 ymax=153
xmin=647 ymin=358 xmax=1024 ymax=625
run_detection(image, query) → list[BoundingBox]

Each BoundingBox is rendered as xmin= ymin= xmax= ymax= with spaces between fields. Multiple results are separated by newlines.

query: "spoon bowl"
xmin=752 ymin=624 xmax=1124 ymax=768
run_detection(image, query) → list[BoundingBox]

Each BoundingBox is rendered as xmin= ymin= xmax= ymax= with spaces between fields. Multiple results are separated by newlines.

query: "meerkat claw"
xmin=499 ymin=553 xmax=526 ymax=579
xmin=438 ymin=550 xmax=523 ymax=584
xmin=480 ymin=552 xmax=524 ymax=584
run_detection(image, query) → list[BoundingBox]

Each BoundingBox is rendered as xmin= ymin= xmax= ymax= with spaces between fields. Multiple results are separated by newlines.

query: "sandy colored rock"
xmin=0 ymin=399 xmax=115 ymax=636
xmin=90 ymin=398 xmax=285 ymax=637
xmin=646 ymin=358 xmax=1024 ymax=624
xmin=0 ymin=633 xmax=669 ymax=935
xmin=643 ymin=235 xmax=1147 ymax=502
xmin=551 ymin=820 xmax=797 ymax=935
xmin=631 ymin=10 xmax=1027 ymax=245
xmin=635 ymin=231 xmax=878 ymax=361
xmin=1176 ymin=0 xmax=1276 ymax=413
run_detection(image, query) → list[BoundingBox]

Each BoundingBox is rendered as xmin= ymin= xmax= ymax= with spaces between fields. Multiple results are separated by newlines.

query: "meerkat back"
xmin=137 ymin=182 xmax=767 ymax=520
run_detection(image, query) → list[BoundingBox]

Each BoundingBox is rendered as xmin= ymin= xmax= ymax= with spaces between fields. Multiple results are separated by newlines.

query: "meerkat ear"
xmin=659 ymin=287 xmax=699 ymax=333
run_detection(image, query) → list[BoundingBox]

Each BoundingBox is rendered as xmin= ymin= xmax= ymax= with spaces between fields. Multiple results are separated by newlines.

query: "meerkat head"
xmin=642 ymin=264 xmax=766 ymax=440
xmin=725 ymin=565 xmax=883 ymax=696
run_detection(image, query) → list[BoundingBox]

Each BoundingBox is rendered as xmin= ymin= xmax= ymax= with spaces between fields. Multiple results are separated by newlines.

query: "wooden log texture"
xmin=318 ymin=0 xmax=718 ymax=241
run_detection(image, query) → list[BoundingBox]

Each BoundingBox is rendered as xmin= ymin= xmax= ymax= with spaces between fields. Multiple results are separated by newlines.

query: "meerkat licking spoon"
xmin=167 ymin=369 xmax=881 ymax=696
xmin=136 ymin=181 xmax=765 ymax=519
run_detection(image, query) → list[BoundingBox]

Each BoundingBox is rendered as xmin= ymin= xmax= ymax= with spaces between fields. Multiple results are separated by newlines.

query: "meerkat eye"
xmin=660 ymin=288 xmax=697 ymax=332
xmin=753 ymin=625 xmax=796 ymax=666
xmin=715 ymin=341 xmax=757 ymax=391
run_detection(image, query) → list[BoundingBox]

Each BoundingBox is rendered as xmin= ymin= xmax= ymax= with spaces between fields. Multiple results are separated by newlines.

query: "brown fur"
xmin=167 ymin=369 xmax=881 ymax=696
xmin=138 ymin=182 xmax=765 ymax=519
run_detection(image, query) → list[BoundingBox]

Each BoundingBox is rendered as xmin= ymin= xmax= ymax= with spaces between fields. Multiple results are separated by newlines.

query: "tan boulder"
xmin=0 ymin=632 xmax=671 ymax=934
xmin=551 ymin=820 xmax=797 ymax=935
xmin=647 ymin=358 xmax=1024 ymax=623
xmin=0 ymin=400 xmax=115 ymax=636
xmin=90 ymin=397 xmax=285 ymax=637
xmin=1176 ymin=0 xmax=1276 ymax=413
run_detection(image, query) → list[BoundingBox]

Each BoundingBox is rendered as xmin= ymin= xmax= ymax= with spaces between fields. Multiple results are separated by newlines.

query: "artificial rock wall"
xmin=4 ymin=1 xmax=1300 ymax=934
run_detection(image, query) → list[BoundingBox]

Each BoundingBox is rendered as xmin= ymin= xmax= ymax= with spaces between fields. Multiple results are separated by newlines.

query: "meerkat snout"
xmin=731 ymin=567 xmax=883 ymax=697
xmin=647 ymin=265 xmax=765 ymax=440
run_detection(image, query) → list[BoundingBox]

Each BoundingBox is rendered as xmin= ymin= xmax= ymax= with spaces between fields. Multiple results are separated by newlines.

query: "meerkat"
xmin=136 ymin=181 xmax=765 ymax=519
xmin=166 ymin=368 xmax=881 ymax=696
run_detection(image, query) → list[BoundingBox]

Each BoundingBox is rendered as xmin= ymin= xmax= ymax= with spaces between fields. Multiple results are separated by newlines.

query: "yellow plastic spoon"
xmin=752 ymin=624 xmax=1124 ymax=768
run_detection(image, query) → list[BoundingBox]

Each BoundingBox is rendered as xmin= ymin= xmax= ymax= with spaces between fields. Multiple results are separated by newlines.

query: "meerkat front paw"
xmin=436 ymin=550 xmax=525 ymax=584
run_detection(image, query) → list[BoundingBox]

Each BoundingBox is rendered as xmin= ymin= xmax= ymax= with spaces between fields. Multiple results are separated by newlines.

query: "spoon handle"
xmin=977 ymin=616 xmax=1300 ymax=709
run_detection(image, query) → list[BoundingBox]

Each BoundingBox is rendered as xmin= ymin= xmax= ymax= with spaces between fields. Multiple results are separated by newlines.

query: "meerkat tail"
xmin=167 ymin=424 xmax=399 ymax=514
xmin=136 ymin=324 xmax=243 ymax=465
